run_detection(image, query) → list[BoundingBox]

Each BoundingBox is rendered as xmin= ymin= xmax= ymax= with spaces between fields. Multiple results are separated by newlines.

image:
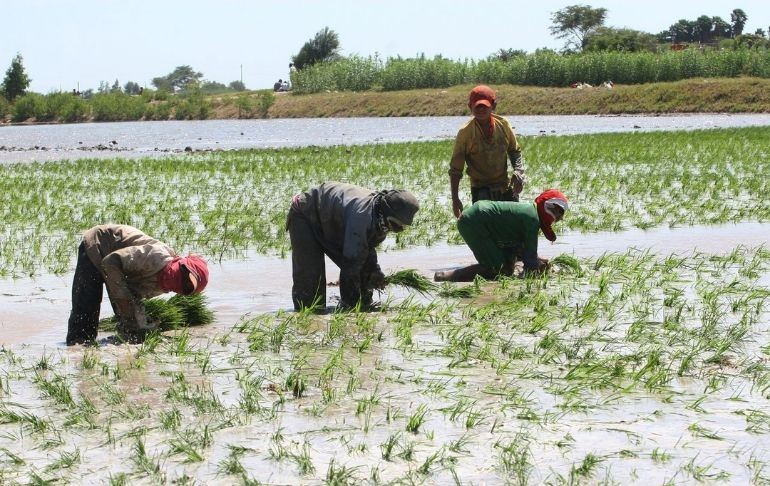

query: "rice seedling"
xmin=405 ymin=404 xmax=429 ymax=433
xmin=552 ymin=254 xmax=584 ymax=276
xmin=99 ymin=294 xmax=214 ymax=332
xmin=384 ymin=269 xmax=437 ymax=295
xmin=325 ymin=458 xmax=361 ymax=485
xmin=437 ymin=281 xmax=481 ymax=298
xmin=495 ymin=433 xmax=533 ymax=485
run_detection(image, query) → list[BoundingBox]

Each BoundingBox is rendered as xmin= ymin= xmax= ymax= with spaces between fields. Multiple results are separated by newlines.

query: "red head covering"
xmin=535 ymin=189 xmax=569 ymax=242
xmin=158 ymin=255 xmax=209 ymax=294
xmin=468 ymin=85 xmax=496 ymax=108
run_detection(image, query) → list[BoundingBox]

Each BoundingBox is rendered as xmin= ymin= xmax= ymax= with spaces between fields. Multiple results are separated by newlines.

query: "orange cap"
xmin=469 ymin=85 xmax=496 ymax=108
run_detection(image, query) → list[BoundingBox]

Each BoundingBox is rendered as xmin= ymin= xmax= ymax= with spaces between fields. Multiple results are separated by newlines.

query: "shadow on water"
xmin=1 ymin=221 xmax=767 ymax=347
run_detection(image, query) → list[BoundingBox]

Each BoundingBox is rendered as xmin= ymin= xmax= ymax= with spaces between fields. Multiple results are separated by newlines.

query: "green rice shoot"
xmin=99 ymin=294 xmax=214 ymax=332
xmin=385 ymin=269 xmax=437 ymax=295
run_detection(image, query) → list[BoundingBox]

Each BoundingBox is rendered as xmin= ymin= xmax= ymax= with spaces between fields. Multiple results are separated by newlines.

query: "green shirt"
xmin=457 ymin=201 xmax=540 ymax=270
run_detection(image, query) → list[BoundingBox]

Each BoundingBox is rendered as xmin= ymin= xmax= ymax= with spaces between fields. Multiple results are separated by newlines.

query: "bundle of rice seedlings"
xmin=551 ymin=254 xmax=584 ymax=276
xmin=384 ymin=269 xmax=437 ymax=295
xmin=99 ymin=294 xmax=214 ymax=332
xmin=166 ymin=294 xmax=215 ymax=327
xmin=437 ymin=282 xmax=481 ymax=298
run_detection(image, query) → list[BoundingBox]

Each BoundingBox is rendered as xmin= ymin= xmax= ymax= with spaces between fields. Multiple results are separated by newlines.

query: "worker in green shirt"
xmin=435 ymin=189 xmax=569 ymax=282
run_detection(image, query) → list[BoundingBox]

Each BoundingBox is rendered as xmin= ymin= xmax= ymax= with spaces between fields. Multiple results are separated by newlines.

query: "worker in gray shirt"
xmin=287 ymin=182 xmax=419 ymax=310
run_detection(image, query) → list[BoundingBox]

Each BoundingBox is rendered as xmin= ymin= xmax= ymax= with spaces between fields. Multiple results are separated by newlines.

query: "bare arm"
xmin=450 ymin=173 xmax=463 ymax=219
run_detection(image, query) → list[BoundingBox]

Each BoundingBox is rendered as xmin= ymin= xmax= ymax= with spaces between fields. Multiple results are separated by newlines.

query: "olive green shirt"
xmin=449 ymin=114 xmax=524 ymax=191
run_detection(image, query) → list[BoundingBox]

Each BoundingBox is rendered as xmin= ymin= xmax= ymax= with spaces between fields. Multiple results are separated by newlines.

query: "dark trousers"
xmin=288 ymin=212 xmax=327 ymax=310
xmin=66 ymin=242 xmax=104 ymax=345
xmin=471 ymin=186 xmax=518 ymax=203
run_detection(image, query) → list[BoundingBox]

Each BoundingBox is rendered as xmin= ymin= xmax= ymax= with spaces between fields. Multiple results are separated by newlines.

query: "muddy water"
xmin=1 ymin=221 xmax=767 ymax=347
xmin=2 ymin=113 xmax=770 ymax=163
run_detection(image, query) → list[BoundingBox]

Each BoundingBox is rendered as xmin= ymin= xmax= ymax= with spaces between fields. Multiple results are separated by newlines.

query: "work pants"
xmin=471 ymin=186 xmax=517 ymax=203
xmin=288 ymin=212 xmax=327 ymax=310
xmin=66 ymin=242 xmax=104 ymax=345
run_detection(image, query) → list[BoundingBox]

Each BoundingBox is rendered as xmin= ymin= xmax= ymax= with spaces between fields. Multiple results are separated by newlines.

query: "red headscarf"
xmin=158 ymin=255 xmax=209 ymax=294
xmin=535 ymin=189 xmax=569 ymax=242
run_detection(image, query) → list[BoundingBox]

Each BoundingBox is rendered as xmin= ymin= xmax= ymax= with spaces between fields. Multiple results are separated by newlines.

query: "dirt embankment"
xmin=260 ymin=77 xmax=770 ymax=118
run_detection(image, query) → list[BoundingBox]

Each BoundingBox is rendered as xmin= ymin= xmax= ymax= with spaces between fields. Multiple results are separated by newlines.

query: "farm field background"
xmin=0 ymin=127 xmax=769 ymax=484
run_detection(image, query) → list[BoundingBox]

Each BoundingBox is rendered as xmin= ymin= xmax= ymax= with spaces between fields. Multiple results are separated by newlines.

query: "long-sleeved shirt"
xmin=449 ymin=114 xmax=524 ymax=190
xmin=82 ymin=224 xmax=175 ymax=327
xmin=290 ymin=182 xmax=387 ymax=301
xmin=457 ymin=201 xmax=541 ymax=270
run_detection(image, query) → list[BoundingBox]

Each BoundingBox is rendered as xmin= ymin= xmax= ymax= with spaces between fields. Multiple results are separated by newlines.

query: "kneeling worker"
xmin=287 ymin=182 xmax=420 ymax=310
xmin=66 ymin=224 xmax=209 ymax=345
xmin=435 ymin=189 xmax=569 ymax=282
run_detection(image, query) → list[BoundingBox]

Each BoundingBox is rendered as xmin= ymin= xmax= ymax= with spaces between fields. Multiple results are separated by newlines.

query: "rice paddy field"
xmin=1 ymin=126 xmax=769 ymax=485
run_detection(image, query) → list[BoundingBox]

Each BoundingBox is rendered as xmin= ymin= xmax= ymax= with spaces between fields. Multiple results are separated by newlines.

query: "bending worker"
xmin=287 ymin=182 xmax=419 ymax=310
xmin=435 ymin=190 xmax=569 ymax=282
xmin=66 ymin=224 xmax=209 ymax=345
xmin=449 ymin=85 xmax=525 ymax=218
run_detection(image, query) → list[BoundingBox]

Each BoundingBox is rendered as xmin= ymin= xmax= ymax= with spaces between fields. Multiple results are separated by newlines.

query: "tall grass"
xmin=291 ymin=49 xmax=770 ymax=93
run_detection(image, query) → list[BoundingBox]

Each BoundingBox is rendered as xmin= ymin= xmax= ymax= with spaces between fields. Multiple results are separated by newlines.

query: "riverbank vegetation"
xmin=2 ymin=77 xmax=770 ymax=124
xmin=1 ymin=126 xmax=768 ymax=277
xmin=289 ymin=48 xmax=770 ymax=93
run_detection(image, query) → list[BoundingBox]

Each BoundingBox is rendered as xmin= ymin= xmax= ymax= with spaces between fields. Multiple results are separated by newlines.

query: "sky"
xmin=3 ymin=0 xmax=769 ymax=93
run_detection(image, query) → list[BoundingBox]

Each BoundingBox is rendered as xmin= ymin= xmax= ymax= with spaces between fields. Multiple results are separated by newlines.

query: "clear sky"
xmin=3 ymin=0 xmax=769 ymax=93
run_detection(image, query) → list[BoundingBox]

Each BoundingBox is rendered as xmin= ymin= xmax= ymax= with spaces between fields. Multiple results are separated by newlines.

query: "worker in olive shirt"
xmin=287 ymin=182 xmax=420 ymax=310
xmin=435 ymin=189 xmax=569 ymax=282
xmin=66 ymin=224 xmax=209 ymax=345
xmin=449 ymin=85 xmax=525 ymax=219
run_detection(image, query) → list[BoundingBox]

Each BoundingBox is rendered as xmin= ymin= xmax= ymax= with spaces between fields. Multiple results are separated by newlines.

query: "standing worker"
xmin=449 ymin=85 xmax=526 ymax=219
xmin=435 ymin=190 xmax=569 ymax=282
xmin=287 ymin=182 xmax=420 ymax=310
xmin=66 ymin=224 xmax=209 ymax=345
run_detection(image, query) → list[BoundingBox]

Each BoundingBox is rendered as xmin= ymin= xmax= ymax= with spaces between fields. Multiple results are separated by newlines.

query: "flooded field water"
xmin=2 ymin=119 xmax=770 ymax=483
xmin=0 ymin=222 xmax=768 ymax=484
xmin=2 ymin=222 xmax=767 ymax=347
xmin=3 ymin=113 xmax=770 ymax=163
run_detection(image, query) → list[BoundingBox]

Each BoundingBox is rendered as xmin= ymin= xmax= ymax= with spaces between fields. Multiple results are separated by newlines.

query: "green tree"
xmin=487 ymin=48 xmax=527 ymax=61
xmin=291 ymin=27 xmax=341 ymax=69
xmin=712 ymin=17 xmax=732 ymax=39
xmin=1 ymin=53 xmax=31 ymax=101
xmin=201 ymin=80 xmax=227 ymax=92
xmin=151 ymin=65 xmax=203 ymax=93
xmin=549 ymin=4 xmax=608 ymax=52
xmin=669 ymin=19 xmax=696 ymax=42
xmin=110 ymin=79 xmax=122 ymax=93
xmin=228 ymin=80 xmax=246 ymax=91
xmin=731 ymin=8 xmax=748 ymax=37
xmin=694 ymin=15 xmax=713 ymax=43
xmin=124 ymin=81 xmax=142 ymax=95
xmin=584 ymin=27 xmax=657 ymax=52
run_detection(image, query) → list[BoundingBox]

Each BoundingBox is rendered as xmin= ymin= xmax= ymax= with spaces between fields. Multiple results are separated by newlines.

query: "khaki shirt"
xmin=82 ymin=224 xmax=175 ymax=328
xmin=449 ymin=114 xmax=524 ymax=190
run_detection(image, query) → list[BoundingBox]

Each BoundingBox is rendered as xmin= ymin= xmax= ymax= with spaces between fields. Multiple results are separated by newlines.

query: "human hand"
xmin=510 ymin=174 xmax=523 ymax=197
xmin=367 ymin=270 xmax=386 ymax=290
xmin=452 ymin=198 xmax=464 ymax=219
xmin=537 ymin=257 xmax=550 ymax=273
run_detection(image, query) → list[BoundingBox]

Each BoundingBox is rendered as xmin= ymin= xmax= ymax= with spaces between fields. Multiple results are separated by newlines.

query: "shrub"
xmin=91 ymin=92 xmax=146 ymax=121
xmin=0 ymin=95 xmax=9 ymax=119
xmin=11 ymin=93 xmax=45 ymax=122
xmin=257 ymin=90 xmax=275 ymax=118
